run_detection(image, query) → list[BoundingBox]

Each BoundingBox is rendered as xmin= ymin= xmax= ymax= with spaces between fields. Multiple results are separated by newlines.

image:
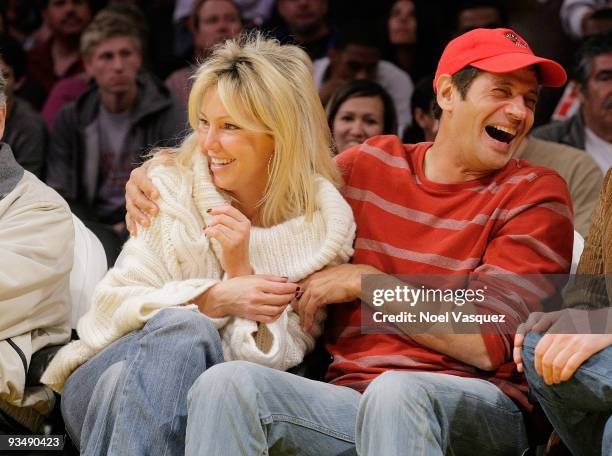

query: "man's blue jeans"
xmin=61 ymin=308 xmax=224 ymax=456
xmin=185 ymin=361 xmax=530 ymax=455
xmin=522 ymin=332 xmax=612 ymax=456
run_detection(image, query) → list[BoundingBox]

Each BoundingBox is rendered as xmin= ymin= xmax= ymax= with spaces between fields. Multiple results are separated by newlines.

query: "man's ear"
xmin=0 ymin=104 xmax=6 ymax=140
xmin=435 ymin=74 xmax=455 ymax=114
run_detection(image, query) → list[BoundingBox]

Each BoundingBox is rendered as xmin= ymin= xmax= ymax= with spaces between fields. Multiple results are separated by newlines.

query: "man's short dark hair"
xmin=432 ymin=64 xmax=541 ymax=118
xmin=455 ymin=0 xmax=508 ymax=30
xmin=0 ymin=33 xmax=27 ymax=81
xmin=333 ymin=25 xmax=384 ymax=53
xmin=574 ymin=30 xmax=612 ymax=88
xmin=432 ymin=66 xmax=482 ymax=118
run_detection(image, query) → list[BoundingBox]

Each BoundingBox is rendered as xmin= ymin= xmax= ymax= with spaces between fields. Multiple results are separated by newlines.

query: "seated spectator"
xmin=532 ymin=30 xmax=612 ymax=173
xmin=42 ymin=34 xmax=355 ymax=454
xmin=515 ymin=137 xmax=603 ymax=238
xmin=313 ymin=26 xmax=414 ymax=134
xmin=0 ymin=69 xmax=73 ymax=433
xmin=384 ymin=0 xmax=437 ymax=82
xmin=325 ymin=79 xmax=397 ymax=154
xmin=274 ymin=0 xmax=334 ymax=61
xmin=41 ymin=3 xmax=151 ymax=130
xmin=125 ymin=28 xmax=573 ymax=455
xmin=45 ymin=9 xmax=186 ymax=266
xmin=404 ymin=73 xmax=602 ymax=238
xmin=0 ymin=0 xmax=43 ymax=48
xmin=402 ymin=74 xmax=438 ymax=143
xmin=166 ymin=0 xmax=243 ymax=107
xmin=0 ymin=32 xmax=47 ymax=177
xmin=24 ymin=0 xmax=92 ymax=108
xmin=41 ymin=72 xmax=88 ymax=130
xmin=515 ymin=167 xmax=612 ymax=456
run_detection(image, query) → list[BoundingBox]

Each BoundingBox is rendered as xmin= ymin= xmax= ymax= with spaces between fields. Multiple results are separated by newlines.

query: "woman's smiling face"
xmin=197 ymin=86 xmax=275 ymax=197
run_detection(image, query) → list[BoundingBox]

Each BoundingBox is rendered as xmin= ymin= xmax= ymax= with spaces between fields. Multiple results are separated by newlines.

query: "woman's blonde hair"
xmin=174 ymin=32 xmax=341 ymax=227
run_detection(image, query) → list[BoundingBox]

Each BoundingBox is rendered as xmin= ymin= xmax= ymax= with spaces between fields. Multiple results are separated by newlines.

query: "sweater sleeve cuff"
xmin=206 ymin=315 xmax=231 ymax=329
xmin=111 ymin=279 xmax=219 ymax=335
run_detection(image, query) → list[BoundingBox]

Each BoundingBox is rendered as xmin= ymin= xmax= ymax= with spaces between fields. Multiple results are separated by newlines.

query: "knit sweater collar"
xmin=190 ymin=152 xmax=354 ymax=281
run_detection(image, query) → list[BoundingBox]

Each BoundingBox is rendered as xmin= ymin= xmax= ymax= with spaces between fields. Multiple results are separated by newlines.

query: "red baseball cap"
xmin=433 ymin=28 xmax=567 ymax=93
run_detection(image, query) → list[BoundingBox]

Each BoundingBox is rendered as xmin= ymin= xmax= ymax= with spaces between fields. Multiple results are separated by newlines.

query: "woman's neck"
xmin=232 ymin=187 xmax=266 ymax=226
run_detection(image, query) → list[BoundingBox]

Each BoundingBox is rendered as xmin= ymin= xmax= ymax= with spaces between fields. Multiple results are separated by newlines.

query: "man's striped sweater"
xmin=326 ymin=135 xmax=574 ymax=412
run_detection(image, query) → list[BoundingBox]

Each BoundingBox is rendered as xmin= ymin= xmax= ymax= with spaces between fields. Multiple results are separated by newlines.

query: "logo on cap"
xmin=504 ymin=32 xmax=528 ymax=49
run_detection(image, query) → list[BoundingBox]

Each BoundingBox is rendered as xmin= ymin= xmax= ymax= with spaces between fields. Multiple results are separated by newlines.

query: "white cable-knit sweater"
xmin=41 ymin=152 xmax=356 ymax=392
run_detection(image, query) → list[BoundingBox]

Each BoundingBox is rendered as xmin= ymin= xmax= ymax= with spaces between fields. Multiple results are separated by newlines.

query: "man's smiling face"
xmin=580 ymin=53 xmax=612 ymax=143
xmin=446 ymin=67 xmax=538 ymax=173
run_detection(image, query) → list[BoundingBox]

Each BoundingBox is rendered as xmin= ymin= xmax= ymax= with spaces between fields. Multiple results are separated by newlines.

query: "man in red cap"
xmin=124 ymin=29 xmax=572 ymax=455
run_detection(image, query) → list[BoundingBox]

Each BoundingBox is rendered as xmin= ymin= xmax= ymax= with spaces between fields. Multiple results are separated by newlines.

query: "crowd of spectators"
xmin=0 ymin=1 xmax=610 ymax=254
xmin=0 ymin=0 xmax=611 ymax=454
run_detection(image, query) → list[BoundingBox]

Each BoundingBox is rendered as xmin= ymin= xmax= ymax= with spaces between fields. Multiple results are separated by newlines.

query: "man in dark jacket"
xmin=531 ymin=30 xmax=612 ymax=173
xmin=0 ymin=32 xmax=48 ymax=178
xmin=46 ymin=9 xmax=185 ymax=265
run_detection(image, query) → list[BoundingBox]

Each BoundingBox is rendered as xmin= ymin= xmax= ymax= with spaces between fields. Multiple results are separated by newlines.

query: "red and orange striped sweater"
xmin=326 ymin=135 xmax=574 ymax=412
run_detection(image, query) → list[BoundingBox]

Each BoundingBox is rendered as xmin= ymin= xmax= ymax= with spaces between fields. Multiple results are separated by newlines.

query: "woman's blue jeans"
xmin=61 ymin=308 xmax=224 ymax=456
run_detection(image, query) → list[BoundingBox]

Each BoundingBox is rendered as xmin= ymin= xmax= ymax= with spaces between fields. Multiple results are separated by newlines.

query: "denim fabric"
xmin=186 ymin=362 xmax=529 ymax=455
xmin=61 ymin=308 xmax=224 ymax=456
xmin=357 ymin=370 xmax=529 ymax=456
xmin=523 ymin=332 xmax=612 ymax=456
xmin=186 ymin=361 xmax=360 ymax=456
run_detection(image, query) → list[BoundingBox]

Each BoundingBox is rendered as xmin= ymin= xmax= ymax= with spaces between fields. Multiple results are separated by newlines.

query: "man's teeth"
xmin=486 ymin=125 xmax=517 ymax=144
xmin=210 ymin=158 xmax=235 ymax=165
xmin=491 ymin=125 xmax=517 ymax=136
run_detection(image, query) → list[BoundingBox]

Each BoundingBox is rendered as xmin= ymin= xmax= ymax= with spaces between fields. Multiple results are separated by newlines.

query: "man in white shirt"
xmin=312 ymin=26 xmax=414 ymax=134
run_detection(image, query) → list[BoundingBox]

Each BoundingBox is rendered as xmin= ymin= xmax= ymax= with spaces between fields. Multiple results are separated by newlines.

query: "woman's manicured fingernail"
xmin=206 ymin=208 xmax=212 ymax=213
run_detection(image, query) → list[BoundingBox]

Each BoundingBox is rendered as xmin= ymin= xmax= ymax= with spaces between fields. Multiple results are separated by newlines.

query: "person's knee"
xmin=188 ymin=361 xmax=259 ymax=408
xmin=149 ymin=308 xmax=218 ymax=341
xmin=362 ymin=371 xmax=430 ymax=411
xmin=62 ymin=361 xmax=126 ymax=447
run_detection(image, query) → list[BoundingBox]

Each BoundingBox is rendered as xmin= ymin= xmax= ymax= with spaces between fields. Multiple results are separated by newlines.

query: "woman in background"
xmin=325 ymin=79 xmax=397 ymax=154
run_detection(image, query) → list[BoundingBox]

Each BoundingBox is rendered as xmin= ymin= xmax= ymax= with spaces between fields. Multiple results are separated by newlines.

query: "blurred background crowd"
xmin=1 ymin=0 xmax=611 ymax=263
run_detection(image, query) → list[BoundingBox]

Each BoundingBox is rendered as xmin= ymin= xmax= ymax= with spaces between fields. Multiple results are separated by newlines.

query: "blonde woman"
xmin=41 ymin=34 xmax=355 ymax=456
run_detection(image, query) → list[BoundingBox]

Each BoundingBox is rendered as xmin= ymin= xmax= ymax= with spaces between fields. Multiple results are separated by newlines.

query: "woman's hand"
xmin=195 ymin=275 xmax=300 ymax=323
xmin=204 ymin=205 xmax=252 ymax=278
xmin=125 ymin=152 xmax=173 ymax=236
